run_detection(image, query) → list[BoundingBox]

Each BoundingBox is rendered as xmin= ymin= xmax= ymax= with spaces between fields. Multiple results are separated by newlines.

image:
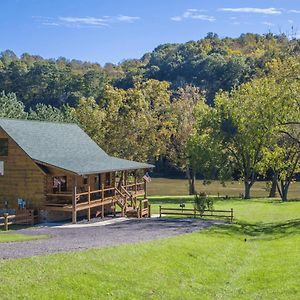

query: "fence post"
xmin=148 ymin=204 xmax=151 ymax=218
xmin=230 ymin=208 xmax=233 ymax=223
xmin=4 ymin=213 xmax=8 ymax=231
xmin=159 ymin=205 xmax=161 ymax=218
xmin=194 ymin=206 xmax=196 ymax=218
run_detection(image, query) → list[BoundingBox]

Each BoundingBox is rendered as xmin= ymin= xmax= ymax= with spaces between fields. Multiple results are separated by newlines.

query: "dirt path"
xmin=0 ymin=218 xmax=222 ymax=260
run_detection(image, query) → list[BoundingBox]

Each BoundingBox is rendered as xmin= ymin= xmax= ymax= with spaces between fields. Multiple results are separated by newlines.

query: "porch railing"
xmin=45 ymin=182 xmax=145 ymax=207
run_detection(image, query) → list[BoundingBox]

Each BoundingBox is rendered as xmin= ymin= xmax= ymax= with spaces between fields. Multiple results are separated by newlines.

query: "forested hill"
xmin=1 ymin=33 xmax=300 ymax=108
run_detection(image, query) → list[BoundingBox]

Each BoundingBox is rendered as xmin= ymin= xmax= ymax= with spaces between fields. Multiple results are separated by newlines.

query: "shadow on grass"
xmin=207 ymin=219 xmax=300 ymax=241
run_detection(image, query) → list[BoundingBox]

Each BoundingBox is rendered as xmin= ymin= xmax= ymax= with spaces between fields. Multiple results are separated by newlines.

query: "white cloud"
xmin=288 ymin=19 xmax=294 ymax=24
xmin=116 ymin=15 xmax=141 ymax=23
xmin=59 ymin=17 xmax=108 ymax=27
xmin=171 ymin=9 xmax=216 ymax=22
xmin=170 ymin=16 xmax=182 ymax=22
xmin=288 ymin=10 xmax=300 ymax=14
xmin=220 ymin=7 xmax=282 ymax=15
xmin=34 ymin=15 xmax=140 ymax=28
xmin=262 ymin=21 xmax=275 ymax=26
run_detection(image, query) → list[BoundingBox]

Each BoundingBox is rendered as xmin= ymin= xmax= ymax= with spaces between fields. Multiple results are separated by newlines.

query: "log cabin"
xmin=0 ymin=118 xmax=154 ymax=223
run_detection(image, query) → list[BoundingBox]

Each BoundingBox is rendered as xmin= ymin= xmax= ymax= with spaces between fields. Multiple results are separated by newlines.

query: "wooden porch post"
xmin=144 ymin=171 xmax=147 ymax=200
xmin=124 ymin=170 xmax=128 ymax=188
xmin=87 ymin=176 xmax=91 ymax=222
xmin=113 ymin=171 xmax=116 ymax=197
xmin=72 ymin=176 xmax=77 ymax=224
xmin=101 ymin=183 xmax=105 ymax=218
xmin=134 ymin=170 xmax=137 ymax=194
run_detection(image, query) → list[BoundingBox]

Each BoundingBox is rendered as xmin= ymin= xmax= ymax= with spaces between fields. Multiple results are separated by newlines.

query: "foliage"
xmin=29 ymin=103 xmax=75 ymax=123
xmin=194 ymin=192 xmax=214 ymax=215
xmin=0 ymin=50 xmax=108 ymax=108
xmin=0 ymin=91 xmax=27 ymax=119
xmin=75 ymin=80 xmax=175 ymax=162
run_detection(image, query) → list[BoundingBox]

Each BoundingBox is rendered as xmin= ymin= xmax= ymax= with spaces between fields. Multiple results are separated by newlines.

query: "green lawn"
xmin=0 ymin=197 xmax=300 ymax=299
xmin=0 ymin=233 xmax=48 ymax=243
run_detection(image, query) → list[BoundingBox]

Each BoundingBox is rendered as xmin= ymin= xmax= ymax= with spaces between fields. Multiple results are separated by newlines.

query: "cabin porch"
xmin=43 ymin=169 xmax=150 ymax=223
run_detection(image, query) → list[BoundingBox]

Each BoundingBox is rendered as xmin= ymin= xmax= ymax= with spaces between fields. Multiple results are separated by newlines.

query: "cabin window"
xmin=0 ymin=161 xmax=4 ymax=176
xmin=53 ymin=176 xmax=67 ymax=193
xmin=0 ymin=139 xmax=8 ymax=156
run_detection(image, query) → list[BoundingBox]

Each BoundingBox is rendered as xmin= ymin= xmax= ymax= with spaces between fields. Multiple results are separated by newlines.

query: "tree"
xmin=69 ymin=97 xmax=106 ymax=143
xmin=0 ymin=91 xmax=27 ymax=119
xmin=101 ymin=80 xmax=174 ymax=161
xmin=29 ymin=103 xmax=74 ymax=123
xmin=168 ymin=85 xmax=202 ymax=194
xmin=208 ymin=77 xmax=281 ymax=198
xmin=259 ymin=134 xmax=300 ymax=201
xmin=257 ymin=58 xmax=300 ymax=201
xmin=189 ymin=98 xmax=231 ymax=192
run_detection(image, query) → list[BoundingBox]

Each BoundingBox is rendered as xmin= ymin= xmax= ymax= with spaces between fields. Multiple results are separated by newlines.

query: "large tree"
xmin=168 ymin=85 xmax=202 ymax=194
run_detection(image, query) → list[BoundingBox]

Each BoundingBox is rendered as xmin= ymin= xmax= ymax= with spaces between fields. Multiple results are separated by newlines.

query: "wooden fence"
xmin=159 ymin=206 xmax=234 ymax=222
xmin=0 ymin=209 xmax=37 ymax=231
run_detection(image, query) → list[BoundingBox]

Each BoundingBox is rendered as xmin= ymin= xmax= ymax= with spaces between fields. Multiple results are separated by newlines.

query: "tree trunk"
xmin=268 ymin=172 xmax=278 ymax=198
xmin=277 ymin=180 xmax=290 ymax=201
xmin=244 ymin=181 xmax=251 ymax=199
xmin=282 ymin=187 xmax=288 ymax=202
xmin=186 ymin=167 xmax=196 ymax=195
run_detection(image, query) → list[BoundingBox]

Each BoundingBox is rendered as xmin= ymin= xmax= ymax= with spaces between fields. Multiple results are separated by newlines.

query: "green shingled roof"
xmin=0 ymin=118 xmax=154 ymax=174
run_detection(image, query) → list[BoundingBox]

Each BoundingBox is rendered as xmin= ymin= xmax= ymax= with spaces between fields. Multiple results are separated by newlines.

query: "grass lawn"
xmin=0 ymin=233 xmax=48 ymax=243
xmin=0 ymin=197 xmax=300 ymax=299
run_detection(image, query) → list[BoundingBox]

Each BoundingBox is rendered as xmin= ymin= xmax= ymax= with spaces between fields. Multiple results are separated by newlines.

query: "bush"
xmin=194 ymin=193 xmax=214 ymax=216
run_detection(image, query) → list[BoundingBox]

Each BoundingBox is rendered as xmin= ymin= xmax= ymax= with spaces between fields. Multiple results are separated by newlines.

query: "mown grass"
xmin=0 ymin=233 xmax=48 ymax=243
xmin=0 ymin=197 xmax=300 ymax=299
xmin=149 ymin=196 xmax=300 ymax=223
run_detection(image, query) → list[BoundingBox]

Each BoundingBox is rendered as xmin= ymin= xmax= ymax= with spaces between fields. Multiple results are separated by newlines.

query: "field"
xmin=148 ymin=177 xmax=300 ymax=198
xmin=0 ymin=195 xmax=300 ymax=299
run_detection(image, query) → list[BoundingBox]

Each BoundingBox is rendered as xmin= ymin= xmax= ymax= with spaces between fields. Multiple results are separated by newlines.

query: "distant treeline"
xmin=1 ymin=33 xmax=299 ymax=108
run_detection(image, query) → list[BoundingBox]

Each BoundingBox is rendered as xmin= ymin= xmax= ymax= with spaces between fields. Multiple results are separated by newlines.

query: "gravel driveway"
xmin=0 ymin=218 xmax=222 ymax=260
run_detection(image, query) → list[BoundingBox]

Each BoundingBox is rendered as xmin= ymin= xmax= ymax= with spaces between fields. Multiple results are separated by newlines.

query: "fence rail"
xmin=0 ymin=209 xmax=37 ymax=231
xmin=159 ymin=206 xmax=234 ymax=222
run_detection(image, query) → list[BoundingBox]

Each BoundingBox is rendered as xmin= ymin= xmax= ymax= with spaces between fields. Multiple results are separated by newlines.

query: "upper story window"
xmin=0 ymin=139 xmax=8 ymax=156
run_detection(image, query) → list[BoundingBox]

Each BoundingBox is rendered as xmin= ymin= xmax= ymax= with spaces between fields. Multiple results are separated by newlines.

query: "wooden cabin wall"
xmin=0 ymin=129 xmax=45 ymax=209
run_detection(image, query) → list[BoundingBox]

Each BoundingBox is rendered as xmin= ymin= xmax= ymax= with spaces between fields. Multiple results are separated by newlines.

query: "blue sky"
xmin=1 ymin=0 xmax=299 ymax=65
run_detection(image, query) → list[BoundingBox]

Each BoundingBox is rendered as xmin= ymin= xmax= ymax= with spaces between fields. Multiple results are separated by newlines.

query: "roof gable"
xmin=0 ymin=118 xmax=153 ymax=174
